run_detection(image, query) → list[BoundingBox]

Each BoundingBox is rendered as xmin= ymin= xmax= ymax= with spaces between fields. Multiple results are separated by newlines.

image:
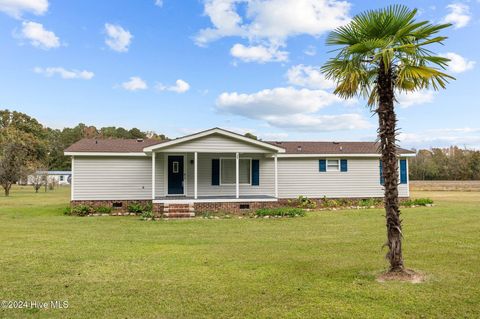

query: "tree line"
xmin=409 ymin=146 xmax=480 ymax=180
xmin=0 ymin=109 xmax=167 ymax=196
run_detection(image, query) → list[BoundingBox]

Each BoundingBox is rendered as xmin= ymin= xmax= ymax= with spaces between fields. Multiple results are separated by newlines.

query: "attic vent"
xmin=297 ymin=146 xmax=302 ymax=152
xmin=136 ymin=138 xmax=144 ymax=143
xmin=340 ymin=146 xmax=343 ymax=151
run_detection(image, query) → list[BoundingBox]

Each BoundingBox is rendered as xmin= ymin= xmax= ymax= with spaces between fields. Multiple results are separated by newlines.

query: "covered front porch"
xmin=144 ymin=128 xmax=285 ymax=203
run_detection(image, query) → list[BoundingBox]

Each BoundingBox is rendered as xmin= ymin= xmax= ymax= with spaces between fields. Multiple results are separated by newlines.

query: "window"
xmin=327 ymin=159 xmax=339 ymax=171
xmin=172 ymin=161 xmax=179 ymax=173
xmin=60 ymin=175 xmax=64 ymax=181
xmin=220 ymin=158 xmax=251 ymax=184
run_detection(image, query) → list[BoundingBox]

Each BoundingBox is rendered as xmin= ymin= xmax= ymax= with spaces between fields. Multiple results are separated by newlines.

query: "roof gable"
xmin=142 ymin=128 xmax=285 ymax=153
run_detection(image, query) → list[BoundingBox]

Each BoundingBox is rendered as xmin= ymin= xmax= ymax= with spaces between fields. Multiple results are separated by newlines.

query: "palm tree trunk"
xmin=377 ymin=60 xmax=404 ymax=272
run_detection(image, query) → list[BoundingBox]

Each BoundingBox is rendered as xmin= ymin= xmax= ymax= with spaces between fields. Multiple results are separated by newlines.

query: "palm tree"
xmin=322 ymin=5 xmax=454 ymax=273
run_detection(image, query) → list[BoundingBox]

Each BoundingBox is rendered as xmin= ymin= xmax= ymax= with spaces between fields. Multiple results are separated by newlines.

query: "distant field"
xmin=410 ymin=180 xmax=480 ymax=191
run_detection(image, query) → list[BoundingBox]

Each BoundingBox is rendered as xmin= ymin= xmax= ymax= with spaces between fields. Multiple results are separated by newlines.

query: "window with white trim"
xmin=327 ymin=159 xmax=339 ymax=171
xmin=220 ymin=158 xmax=251 ymax=184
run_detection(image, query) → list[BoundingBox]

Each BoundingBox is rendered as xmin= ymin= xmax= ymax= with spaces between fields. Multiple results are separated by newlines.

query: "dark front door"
xmin=168 ymin=156 xmax=184 ymax=195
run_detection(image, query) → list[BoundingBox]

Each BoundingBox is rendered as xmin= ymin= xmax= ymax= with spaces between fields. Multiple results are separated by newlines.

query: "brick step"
xmin=163 ymin=212 xmax=195 ymax=218
xmin=163 ymin=207 xmax=195 ymax=212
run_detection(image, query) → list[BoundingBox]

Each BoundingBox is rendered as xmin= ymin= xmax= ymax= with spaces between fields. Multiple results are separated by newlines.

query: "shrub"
xmin=255 ymin=207 xmax=306 ymax=217
xmin=289 ymin=195 xmax=317 ymax=209
xmin=71 ymin=204 xmax=93 ymax=216
xmin=141 ymin=210 xmax=154 ymax=219
xmin=63 ymin=206 xmax=72 ymax=215
xmin=96 ymin=205 xmax=112 ymax=214
xmin=358 ymin=198 xmax=382 ymax=207
xmin=402 ymin=198 xmax=434 ymax=207
xmin=321 ymin=196 xmax=340 ymax=208
xmin=127 ymin=202 xmax=144 ymax=214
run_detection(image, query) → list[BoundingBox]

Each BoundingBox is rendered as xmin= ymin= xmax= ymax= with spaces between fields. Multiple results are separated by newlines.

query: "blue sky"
xmin=0 ymin=0 xmax=479 ymax=148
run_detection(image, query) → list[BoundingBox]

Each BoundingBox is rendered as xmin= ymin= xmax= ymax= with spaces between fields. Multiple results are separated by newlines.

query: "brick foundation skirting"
xmin=72 ymin=197 xmax=410 ymax=216
xmin=71 ymin=199 xmax=151 ymax=214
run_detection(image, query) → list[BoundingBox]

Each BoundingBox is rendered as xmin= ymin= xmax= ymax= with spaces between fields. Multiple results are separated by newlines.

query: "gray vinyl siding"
xmin=159 ymin=133 xmax=274 ymax=153
xmin=73 ymin=155 xmax=409 ymax=200
xmin=73 ymin=156 xmax=151 ymax=200
xmin=277 ymin=157 xmax=409 ymax=198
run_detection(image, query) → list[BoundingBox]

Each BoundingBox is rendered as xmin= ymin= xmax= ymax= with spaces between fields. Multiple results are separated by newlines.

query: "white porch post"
xmin=274 ymin=153 xmax=278 ymax=198
xmin=235 ymin=152 xmax=239 ymax=199
xmin=194 ymin=152 xmax=198 ymax=199
xmin=151 ymin=152 xmax=156 ymax=200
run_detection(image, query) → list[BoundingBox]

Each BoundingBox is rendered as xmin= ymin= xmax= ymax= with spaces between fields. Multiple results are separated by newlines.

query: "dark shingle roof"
xmin=266 ymin=141 xmax=414 ymax=155
xmin=65 ymin=138 xmax=414 ymax=155
xmin=64 ymin=138 xmax=166 ymax=153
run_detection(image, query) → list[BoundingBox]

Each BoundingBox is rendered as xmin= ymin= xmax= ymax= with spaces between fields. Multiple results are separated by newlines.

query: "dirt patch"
xmin=376 ymin=269 xmax=426 ymax=284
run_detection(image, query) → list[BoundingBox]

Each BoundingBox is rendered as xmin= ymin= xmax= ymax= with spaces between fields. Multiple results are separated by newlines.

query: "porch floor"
xmin=153 ymin=195 xmax=277 ymax=203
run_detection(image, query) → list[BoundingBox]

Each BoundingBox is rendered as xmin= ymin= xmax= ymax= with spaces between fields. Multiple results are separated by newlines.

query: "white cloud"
xmin=396 ymin=90 xmax=435 ymax=108
xmin=266 ymin=113 xmax=372 ymax=131
xmin=216 ymin=86 xmax=371 ymax=131
xmin=121 ymin=76 xmax=148 ymax=91
xmin=304 ymin=45 xmax=316 ymax=56
xmin=20 ymin=21 xmax=59 ymax=49
xmin=154 ymin=0 xmax=163 ymax=7
xmin=286 ymin=64 xmax=335 ymax=90
xmin=104 ymin=23 xmax=132 ymax=52
xmin=195 ymin=0 xmax=350 ymax=63
xmin=34 ymin=67 xmax=94 ymax=80
xmin=441 ymin=52 xmax=475 ymax=73
xmin=230 ymin=43 xmax=288 ymax=63
xmin=0 ymin=0 xmax=48 ymax=18
xmin=442 ymin=3 xmax=471 ymax=29
xmin=156 ymin=79 xmax=190 ymax=93
xmin=195 ymin=0 xmax=351 ymax=46
xmin=399 ymin=128 xmax=480 ymax=149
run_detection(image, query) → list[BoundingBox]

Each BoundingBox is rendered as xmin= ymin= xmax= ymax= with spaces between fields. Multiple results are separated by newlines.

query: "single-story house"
xmin=24 ymin=171 xmax=72 ymax=185
xmin=64 ymin=127 xmax=414 ymax=216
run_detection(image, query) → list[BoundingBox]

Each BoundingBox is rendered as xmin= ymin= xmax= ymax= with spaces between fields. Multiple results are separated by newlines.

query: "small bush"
xmin=288 ymin=195 xmax=317 ymax=209
xmin=321 ymin=196 xmax=340 ymax=208
xmin=141 ymin=210 xmax=154 ymax=219
xmin=71 ymin=204 xmax=93 ymax=216
xmin=127 ymin=202 xmax=144 ymax=214
xmin=358 ymin=198 xmax=382 ymax=207
xmin=63 ymin=206 xmax=72 ymax=215
xmin=255 ymin=207 xmax=306 ymax=217
xmin=96 ymin=205 xmax=112 ymax=214
xmin=402 ymin=198 xmax=434 ymax=207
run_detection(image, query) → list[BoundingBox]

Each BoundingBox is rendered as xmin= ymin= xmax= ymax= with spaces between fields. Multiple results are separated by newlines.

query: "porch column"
xmin=274 ymin=153 xmax=278 ymax=198
xmin=235 ymin=152 xmax=239 ymax=199
xmin=151 ymin=152 xmax=156 ymax=200
xmin=194 ymin=152 xmax=198 ymax=199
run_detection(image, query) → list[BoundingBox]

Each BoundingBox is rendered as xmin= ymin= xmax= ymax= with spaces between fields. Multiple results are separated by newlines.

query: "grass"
xmin=1 ymin=185 xmax=479 ymax=318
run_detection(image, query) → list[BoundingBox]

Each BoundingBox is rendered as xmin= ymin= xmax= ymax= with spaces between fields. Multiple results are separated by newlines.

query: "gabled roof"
xmin=142 ymin=127 xmax=286 ymax=153
xmin=268 ymin=141 xmax=415 ymax=155
xmin=64 ymin=127 xmax=415 ymax=157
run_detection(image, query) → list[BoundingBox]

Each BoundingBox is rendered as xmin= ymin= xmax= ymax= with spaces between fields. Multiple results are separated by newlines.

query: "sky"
xmin=0 ymin=0 xmax=479 ymax=149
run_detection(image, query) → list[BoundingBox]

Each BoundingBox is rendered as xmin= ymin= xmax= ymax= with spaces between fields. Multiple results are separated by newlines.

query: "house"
xmin=25 ymin=171 xmax=72 ymax=186
xmin=64 ymin=128 xmax=414 ymax=215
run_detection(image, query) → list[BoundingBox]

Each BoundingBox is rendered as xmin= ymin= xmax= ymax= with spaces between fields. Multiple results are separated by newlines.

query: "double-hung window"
xmin=220 ymin=158 xmax=251 ymax=184
xmin=327 ymin=159 xmax=339 ymax=171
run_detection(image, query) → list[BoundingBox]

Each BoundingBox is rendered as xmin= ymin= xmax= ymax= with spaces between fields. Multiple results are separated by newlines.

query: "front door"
xmin=168 ymin=155 xmax=184 ymax=195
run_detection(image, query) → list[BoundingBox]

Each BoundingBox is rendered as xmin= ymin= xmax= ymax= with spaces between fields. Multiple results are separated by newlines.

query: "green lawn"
xmin=1 ymin=186 xmax=479 ymax=318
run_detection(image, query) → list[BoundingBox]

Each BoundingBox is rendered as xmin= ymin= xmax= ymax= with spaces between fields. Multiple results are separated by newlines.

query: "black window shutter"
xmin=340 ymin=159 xmax=348 ymax=172
xmin=212 ymin=159 xmax=220 ymax=185
xmin=252 ymin=159 xmax=260 ymax=186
